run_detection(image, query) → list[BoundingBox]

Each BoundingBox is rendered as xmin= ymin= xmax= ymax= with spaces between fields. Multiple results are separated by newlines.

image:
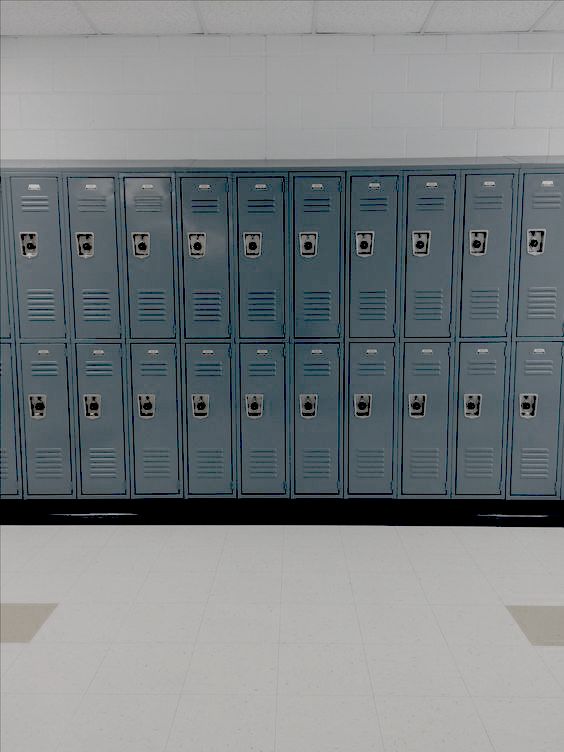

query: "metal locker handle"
xmin=29 ymin=394 xmax=47 ymax=419
xmin=76 ymin=232 xmax=95 ymax=258
xmin=20 ymin=232 xmax=38 ymax=258
xmin=245 ymin=394 xmax=264 ymax=419
xmin=299 ymin=394 xmax=318 ymax=419
xmin=132 ymin=232 xmax=150 ymax=258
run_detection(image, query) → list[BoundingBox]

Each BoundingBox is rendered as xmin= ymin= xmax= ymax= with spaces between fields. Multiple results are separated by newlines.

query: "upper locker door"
xmin=294 ymin=343 xmax=341 ymax=495
xmin=76 ymin=343 xmax=126 ymax=496
xmin=294 ymin=177 xmax=342 ymax=338
xmin=517 ymin=173 xmax=564 ymax=337
xmin=181 ymin=178 xmax=230 ymax=339
xmin=348 ymin=343 xmax=394 ymax=495
xmin=461 ymin=175 xmax=513 ymax=337
xmin=402 ymin=343 xmax=450 ymax=495
xmin=20 ymin=343 xmax=72 ymax=496
xmin=240 ymin=344 xmax=286 ymax=495
xmin=0 ymin=344 xmax=19 ymax=496
xmin=11 ymin=177 xmax=66 ymax=339
xmin=68 ymin=178 xmax=121 ymax=339
xmin=405 ymin=176 xmax=455 ymax=338
xmin=186 ymin=344 xmax=233 ymax=495
xmin=237 ymin=177 xmax=285 ymax=339
xmin=130 ymin=343 xmax=180 ymax=495
xmin=511 ymin=342 xmax=563 ymax=496
xmin=125 ymin=178 xmax=175 ymax=339
xmin=1 ymin=180 xmax=11 ymax=339
xmin=456 ymin=343 xmax=506 ymax=496
xmin=349 ymin=177 xmax=398 ymax=338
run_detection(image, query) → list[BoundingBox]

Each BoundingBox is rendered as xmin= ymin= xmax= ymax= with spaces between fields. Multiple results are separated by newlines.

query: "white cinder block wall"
xmin=1 ymin=32 xmax=563 ymax=159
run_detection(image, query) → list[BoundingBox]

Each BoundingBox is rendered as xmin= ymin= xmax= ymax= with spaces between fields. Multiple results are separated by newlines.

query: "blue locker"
xmin=461 ymin=175 xmax=513 ymax=337
xmin=125 ymin=178 xmax=175 ymax=339
xmin=294 ymin=343 xmax=341 ymax=495
xmin=186 ymin=343 xmax=233 ymax=495
xmin=181 ymin=177 xmax=230 ymax=339
xmin=517 ymin=173 xmax=564 ymax=337
xmin=239 ymin=344 xmax=286 ymax=495
xmin=348 ymin=343 xmax=394 ymax=495
xmin=294 ymin=177 xmax=342 ymax=339
xmin=130 ymin=343 xmax=180 ymax=495
xmin=511 ymin=342 xmax=563 ymax=497
xmin=402 ymin=343 xmax=450 ymax=495
xmin=76 ymin=344 xmax=126 ymax=496
xmin=1 ymin=179 xmax=11 ymax=339
xmin=11 ymin=177 xmax=66 ymax=339
xmin=349 ymin=176 xmax=398 ymax=338
xmin=20 ymin=343 xmax=73 ymax=496
xmin=456 ymin=342 xmax=506 ymax=495
xmin=68 ymin=178 xmax=121 ymax=339
xmin=237 ymin=177 xmax=285 ymax=339
xmin=0 ymin=344 xmax=20 ymax=495
xmin=405 ymin=176 xmax=455 ymax=338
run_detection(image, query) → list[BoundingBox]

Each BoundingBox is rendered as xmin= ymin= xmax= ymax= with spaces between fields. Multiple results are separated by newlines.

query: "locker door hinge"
xmin=225 ymin=180 xmax=229 ymax=192
xmin=337 ymin=323 xmax=341 ymax=336
xmin=282 ymin=344 xmax=287 ymax=357
xmin=282 ymin=481 xmax=288 ymax=492
xmin=338 ymin=178 xmax=343 ymax=192
xmin=281 ymin=177 xmax=286 ymax=193
xmin=230 ymin=480 xmax=235 ymax=491
xmin=337 ymin=344 xmax=341 ymax=357
xmin=395 ymin=177 xmax=400 ymax=192
xmin=228 ymin=345 xmax=232 ymax=358
xmin=281 ymin=323 xmax=286 ymax=337
xmin=227 ymin=323 xmax=232 ymax=336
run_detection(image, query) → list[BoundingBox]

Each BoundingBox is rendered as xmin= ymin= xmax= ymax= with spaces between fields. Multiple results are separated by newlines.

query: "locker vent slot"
xmin=519 ymin=448 xmax=550 ymax=479
xmin=30 ymin=360 xmax=59 ymax=377
xmin=249 ymin=449 xmax=278 ymax=478
xmin=526 ymin=287 xmax=557 ymax=319
xmin=467 ymin=361 xmax=497 ymax=376
xmin=524 ymin=359 xmax=554 ymax=376
xmin=532 ymin=191 xmax=562 ymax=210
xmin=248 ymin=362 xmax=276 ymax=377
xmin=354 ymin=449 xmax=385 ymax=478
xmin=302 ymin=196 xmax=331 ymax=212
xmin=411 ymin=361 xmax=441 ymax=376
xmin=193 ymin=291 xmax=223 ymax=322
xmin=77 ymin=197 xmax=107 ymax=212
xmin=356 ymin=361 xmax=387 ymax=376
xmin=34 ymin=448 xmax=64 ymax=478
xmin=409 ymin=448 xmax=440 ymax=478
xmin=413 ymin=290 xmax=444 ymax=321
xmin=195 ymin=448 xmax=225 ymax=478
xmin=136 ymin=290 xmax=167 ymax=323
xmin=142 ymin=448 xmax=173 ymax=478
xmin=139 ymin=361 xmax=169 ymax=377
xmin=469 ymin=289 xmax=500 ymax=320
xmin=190 ymin=198 xmax=219 ymax=214
xmin=302 ymin=362 xmax=331 ymax=377
xmin=88 ymin=448 xmax=118 ymax=478
xmin=246 ymin=198 xmax=276 ymax=214
xmin=303 ymin=448 xmax=332 ymax=478
xmin=134 ymin=195 xmax=164 ymax=212
xmin=26 ymin=290 xmax=56 ymax=322
xmin=303 ymin=291 xmax=332 ymax=322
xmin=20 ymin=195 xmax=49 ymax=212
xmin=359 ymin=196 xmax=389 ymax=211
xmin=0 ymin=449 xmax=8 ymax=479
xmin=472 ymin=194 xmax=504 ymax=210
xmin=357 ymin=290 xmax=387 ymax=321
xmin=247 ymin=291 xmax=277 ymax=322
xmin=194 ymin=362 xmax=223 ymax=377
xmin=81 ymin=290 xmax=112 ymax=322
xmin=463 ymin=448 xmax=494 ymax=478
xmin=414 ymin=196 xmax=446 ymax=211
xmin=84 ymin=361 xmax=114 ymax=377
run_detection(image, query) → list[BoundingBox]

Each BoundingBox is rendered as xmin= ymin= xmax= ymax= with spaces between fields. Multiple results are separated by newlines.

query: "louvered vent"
xmin=463 ymin=448 xmax=494 ymax=478
xmin=194 ymin=361 xmax=223 ymax=377
xmin=359 ymin=196 xmax=389 ymax=211
xmin=77 ymin=197 xmax=107 ymax=212
xmin=246 ymin=198 xmax=276 ymax=214
xmin=85 ymin=360 xmax=114 ymax=377
xmin=472 ymin=194 xmax=504 ymax=211
xmin=409 ymin=448 xmax=440 ymax=478
xmin=192 ymin=291 xmax=223 ymax=322
xmin=20 ymin=195 xmax=49 ymax=212
xmin=532 ymin=191 xmax=562 ymax=210
xmin=357 ymin=290 xmax=387 ymax=321
xmin=413 ymin=290 xmax=444 ymax=321
xmin=248 ymin=362 xmax=276 ymax=377
xmin=302 ymin=196 xmax=331 ymax=212
xmin=411 ymin=360 xmax=441 ymax=376
xmin=356 ymin=361 xmax=387 ymax=376
xmin=302 ymin=291 xmax=331 ymax=321
xmin=467 ymin=361 xmax=497 ymax=376
xmin=249 ymin=449 xmax=278 ymax=478
xmin=136 ymin=290 xmax=166 ymax=323
xmin=190 ymin=198 xmax=219 ymax=214
xmin=247 ymin=291 xmax=277 ymax=322
xmin=526 ymin=287 xmax=557 ymax=319
xmin=134 ymin=195 xmax=164 ymax=212
xmin=88 ymin=448 xmax=118 ymax=478
xmin=139 ymin=360 xmax=169 ymax=377
xmin=415 ymin=196 xmax=446 ymax=211
xmin=26 ymin=290 xmax=56 ymax=322
xmin=303 ymin=448 xmax=332 ymax=478
xmin=0 ymin=448 xmax=8 ymax=479
xmin=524 ymin=359 xmax=554 ymax=376
xmin=81 ymin=290 xmax=112 ymax=322
xmin=195 ymin=448 xmax=225 ymax=478
xmin=354 ymin=449 xmax=385 ymax=479
xmin=34 ymin=448 xmax=64 ymax=478
xmin=520 ymin=448 xmax=550 ymax=479
xmin=30 ymin=360 xmax=59 ymax=377
xmin=469 ymin=289 xmax=500 ymax=320
xmin=142 ymin=448 xmax=172 ymax=478
xmin=303 ymin=362 xmax=331 ymax=377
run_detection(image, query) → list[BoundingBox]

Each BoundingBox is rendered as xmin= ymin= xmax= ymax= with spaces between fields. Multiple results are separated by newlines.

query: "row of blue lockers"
xmin=1 ymin=339 xmax=562 ymax=499
xmin=1 ymin=169 xmax=564 ymax=341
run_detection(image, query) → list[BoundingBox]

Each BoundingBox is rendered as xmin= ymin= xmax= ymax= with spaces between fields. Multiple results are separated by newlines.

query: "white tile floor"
xmin=1 ymin=523 xmax=564 ymax=752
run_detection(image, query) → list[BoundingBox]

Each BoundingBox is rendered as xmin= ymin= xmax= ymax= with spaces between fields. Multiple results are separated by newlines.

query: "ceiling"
xmin=1 ymin=0 xmax=563 ymax=36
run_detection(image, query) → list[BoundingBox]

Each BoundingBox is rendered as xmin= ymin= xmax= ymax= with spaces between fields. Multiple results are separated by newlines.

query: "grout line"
xmin=419 ymin=1 xmax=439 ymax=34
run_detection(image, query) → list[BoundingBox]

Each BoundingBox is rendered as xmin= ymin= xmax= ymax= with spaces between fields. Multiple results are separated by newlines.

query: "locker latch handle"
xmin=29 ymin=394 xmax=46 ymax=419
xmin=519 ymin=393 xmax=537 ymax=419
xmin=408 ymin=394 xmax=426 ymax=418
xmin=138 ymin=394 xmax=156 ymax=419
xmin=299 ymin=232 xmax=318 ymax=258
xmin=20 ymin=232 xmax=38 ymax=258
xmin=132 ymin=232 xmax=150 ymax=258
xmin=355 ymin=231 xmax=374 ymax=257
xmin=188 ymin=232 xmax=206 ymax=258
xmin=354 ymin=393 xmax=372 ymax=418
xmin=84 ymin=394 xmax=101 ymax=420
xmin=464 ymin=394 xmax=481 ymax=419
xmin=412 ymin=231 xmax=430 ymax=256
xmin=76 ymin=232 xmax=95 ymax=259
xmin=299 ymin=394 xmax=318 ymax=419
xmin=527 ymin=229 xmax=545 ymax=255
xmin=243 ymin=232 xmax=262 ymax=258
xmin=192 ymin=393 xmax=209 ymax=419
xmin=469 ymin=230 xmax=488 ymax=256
xmin=245 ymin=393 xmax=264 ymax=419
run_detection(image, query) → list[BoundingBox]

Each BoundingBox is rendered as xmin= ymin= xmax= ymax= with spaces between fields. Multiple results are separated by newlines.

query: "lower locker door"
xmin=131 ymin=343 xmax=180 ymax=495
xmin=511 ymin=342 xmax=563 ymax=496
xmin=20 ymin=343 xmax=73 ymax=496
xmin=294 ymin=343 xmax=341 ymax=495
xmin=456 ymin=343 xmax=506 ymax=495
xmin=0 ymin=344 xmax=20 ymax=495
xmin=348 ymin=343 xmax=394 ymax=495
xmin=186 ymin=343 xmax=233 ymax=495
xmin=402 ymin=342 xmax=450 ymax=495
xmin=240 ymin=344 xmax=286 ymax=495
xmin=76 ymin=344 xmax=126 ymax=496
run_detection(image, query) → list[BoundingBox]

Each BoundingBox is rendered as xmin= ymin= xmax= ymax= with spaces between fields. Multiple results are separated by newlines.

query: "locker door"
xmin=240 ymin=344 xmax=286 ymax=495
xmin=130 ymin=343 xmax=179 ymax=495
xmin=186 ymin=344 xmax=233 ymax=495
xmin=69 ymin=178 xmax=121 ymax=339
xmin=349 ymin=177 xmax=398 ymax=338
xmin=125 ymin=178 xmax=175 ymax=339
xmin=348 ymin=343 xmax=394 ymax=495
xmin=402 ymin=343 xmax=450 ymax=495
xmin=294 ymin=343 xmax=341 ymax=495
xmin=20 ymin=343 xmax=72 ymax=496
xmin=1 ymin=180 xmax=11 ymax=339
xmin=456 ymin=342 xmax=506 ymax=495
xmin=517 ymin=173 xmax=564 ymax=337
xmin=405 ymin=176 xmax=455 ymax=338
xmin=0 ymin=344 xmax=19 ymax=495
xmin=294 ymin=177 xmax=342 ymax=338
xmin=461 ymin=174 xmax=513 ymax=337
xmin=511 ymin=342 xmax=563 ymax=496
xmin=76 ymin=344 xmax=126 ymax=495
xmin=11 ymin=177 xmax=66 ymax=339
xmin=181 ymin=177 xmax=230 ymax=339
xmin=237 ymin=177 xmax=285 ymax=339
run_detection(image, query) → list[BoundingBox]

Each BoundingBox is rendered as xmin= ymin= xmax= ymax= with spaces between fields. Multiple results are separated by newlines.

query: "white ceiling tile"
xmin=0 ymin=0 xmax=94 ymax=35
xmin=428 ymin=1 xmax=553 ymax=33
xmin=79 ymin=1 xmax=202 ymax=35
xmin=199 ymin=1 xmax=313 ymax=34
xmin=536 ymin=1 xmax=564 ymax=31
xmin=316 ymin=1 xmax=433 ymax=34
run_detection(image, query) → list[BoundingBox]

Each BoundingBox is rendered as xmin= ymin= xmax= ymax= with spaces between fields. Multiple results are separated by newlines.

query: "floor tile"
xmin=0 ymin=572 xmax=80 ymax=603
xmin=183 ymin=643 xmax=278 ymax=694
xmin=417 ymin=569 xmax=500 ymax=604
xmin=350 ymin=571 xmax=427 ymax=604
xmin=507 ymin=605 xmax=564 ymax=646
xmin=20 ymin=545 xmax=101 ymax=574
xmin=32 ymin=602 xmax=129 ymax=643
xmin=48 ymin=525 xmax=118 ymax=547
xmin=0 ymin=603 xmax=57 ymax=642
xmin=152 ymin=545 xmax=224 ymax=572
xmin=217 ymin=545 xmax=283 ymax=573
xmin=63 ymin=570 xmax=147 ymax=603
xmin=537 ymin=647 xmax=564 ymax=689
xmin=278 ymin=643 xmax=371 ymax=695
xmin=432 ymin=604 xmax=529 ymax=646
xmin=198 ymin=601 xmax=280 ymax=643
xmin=0 ymin=643 xmax=25 ymax=675
xmin=1 ymin=693 xmax=82 ymax=752
xmin=344 ymin=542 xmax=414 ymax=573
xmin=210 ymin=571 xmax=281 ymax=604
xmin=487 ymin=572 xmax=564 ymax=605
xmin=115 ymin=602 xmax=205 ymax=643
xmin=280 ymin=603 xmax=361 ymax=643
xmin=281 ymin=571 xmax=354 ymax=604
xmin=475 ymin=697 xmax=564 ymax=752
xmin=357 ymin=604 xmax=447 ymax=646
xmin=283 ymin=546 xmax=348 ymax=574
xmin=88 ymin=545 xmax=163 ymax=574
xmin=135 ymin=570 xmax=216 ymax=603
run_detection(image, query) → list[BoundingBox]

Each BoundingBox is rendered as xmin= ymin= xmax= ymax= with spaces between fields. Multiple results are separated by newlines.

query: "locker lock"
xmin=299 ymin=393 xmax=318 ymax=419
xmin=527 ymin=229 xmax=545 ymax=255
xmin=245 ymin=393 xmax=264 ymax=419
xmin=132 ymin=232 xmax=150 ymax=258
xmin=354 ymin=393 xmax=372 ymax=418
xmin=138 ymin=393 xmax=155 ymax=419
xmin=188 ymin=232 xmax=206 ymax=258
xmin=408 ymin=393 xmax=426 ymax=418
xmin=412 ymin=231 xmax=430 ymax=256
xmin=243 ymin=232 xmax=262 ymax=258
xmin=20 ymin=232 xmax=38 ymax=258
xmin=76 ymin=232 xmax=95 ymax=258
xmin=299 ymin=232 xmax=318 ymax=258
xmin=192 ymin=393 xmax=209 ymax=419
xmin=355 ymin=231 xmax=374 ymax=257
xmin=84 ymin=394 xmax=101 ymax=420
xmin=519 ymin=393 xmax=537 ymax=419
xmin=469 ymin=230 xmax=488 ymax=256
xmin=29 ymin=394 xmax=46 ymax=419
xmin=464 ymin=393 xmax=481 ymax=419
